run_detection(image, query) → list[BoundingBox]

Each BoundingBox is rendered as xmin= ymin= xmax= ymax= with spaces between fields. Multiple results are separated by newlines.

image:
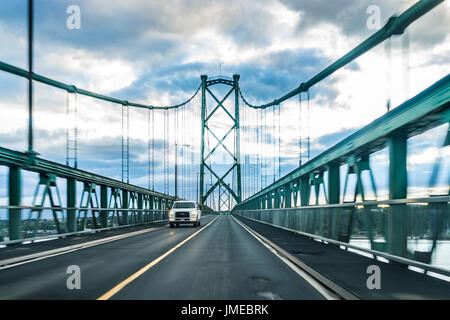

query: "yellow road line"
xmin=0 ymin=225 xmax=167 ymax=269
xmin=97 ymin=215 xmax=221 ymax=300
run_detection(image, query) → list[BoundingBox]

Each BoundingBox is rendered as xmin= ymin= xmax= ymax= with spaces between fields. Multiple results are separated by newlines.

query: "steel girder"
xmin=199 ymin=74 xmax=242 ymax=206
xmin=235 ymin=74 xmax=450 ymax=209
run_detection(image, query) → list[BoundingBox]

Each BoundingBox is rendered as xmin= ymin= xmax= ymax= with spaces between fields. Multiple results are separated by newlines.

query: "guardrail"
xmin=0 ymin=206 xmax=170 ymax=245
xmin=0 ymin=206 xmax=212 ymax=246
xmin=233 ymin=196 xmax=450 ymax=277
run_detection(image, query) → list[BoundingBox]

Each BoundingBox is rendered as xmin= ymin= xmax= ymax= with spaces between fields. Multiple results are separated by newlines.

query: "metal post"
xmin=234 ymin=74 xmax=242 ymax=203
xmin=27 ymin=0 xmax=34 ymax=154
xmin=328 ymin=163 xmax=340 ymax=204
xmin=300 ymin=175 xmax=310 ymax=206
xmin=388 ymin=131 xmax=408 ymax=257
xmin=199 ymin=75 xmax=207 ymax=204
xmin=8 ymin=166 xmax=21 ymax=240
xmin=67 ymin=178 xmax=77 ymax=232
xmin=389 ymin=132 xmax=407 ymax=199
xmin=284 ymin=183 xmax=292 ymax=208
xmin=274 ymin=188 xmax=280 ymax=208
xmin=196 ymin=172 xmax=199 ymax=204
xmin=122 ymin=189 xmax=129 ymax=225
xmin=100 ymin=185 xmax=108 ymax=228
xmin=175 ymin=143 xmax=178 ymax=198
xmin=261 ymin=193 xmax=266 ymax=209
xmin=138 ymin=193 xmax=143 ymax=223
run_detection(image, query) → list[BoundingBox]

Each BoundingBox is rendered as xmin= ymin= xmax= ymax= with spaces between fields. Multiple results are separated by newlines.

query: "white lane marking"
xmin=0 ymin=223 xmax=174 ymax=270
xmin=231 ymin=215 xmax=340 ymax=300
xmin=97 ymin=215 xmax=221 ymax=300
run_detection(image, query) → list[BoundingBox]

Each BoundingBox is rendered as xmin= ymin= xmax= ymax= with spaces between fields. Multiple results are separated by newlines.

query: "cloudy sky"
xmin=0 ymin=0 xmax=449 ymax=210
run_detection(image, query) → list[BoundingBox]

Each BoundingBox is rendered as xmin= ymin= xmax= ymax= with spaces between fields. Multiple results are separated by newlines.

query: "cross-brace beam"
xmin=200 ymin=74 xmax=242 ymax=207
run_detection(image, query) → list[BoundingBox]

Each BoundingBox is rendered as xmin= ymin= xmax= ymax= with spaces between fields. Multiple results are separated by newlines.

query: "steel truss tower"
xmin=200 ymin=74 xmax=242 ymax=208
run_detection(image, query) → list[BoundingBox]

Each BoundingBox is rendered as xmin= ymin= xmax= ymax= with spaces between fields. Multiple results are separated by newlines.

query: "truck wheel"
xmin=169 ymin=223 xmax=174 ymax=228
xmin=193 ymin=222 xmax=197 ymax=228
xmin=197 ymin=221 xmax=201 ymax=226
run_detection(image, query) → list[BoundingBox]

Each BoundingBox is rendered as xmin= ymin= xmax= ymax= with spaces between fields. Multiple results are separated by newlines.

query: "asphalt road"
xmin=0 ymin=214 xmax=325 ymax=300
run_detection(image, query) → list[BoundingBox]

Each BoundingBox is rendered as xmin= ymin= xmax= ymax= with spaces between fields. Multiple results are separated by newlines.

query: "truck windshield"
xmin=172 ymin=202 xmax=196 ymax=209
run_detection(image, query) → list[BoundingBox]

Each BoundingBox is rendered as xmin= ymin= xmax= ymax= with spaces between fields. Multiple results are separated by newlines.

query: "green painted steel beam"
xmin=236 ymin=74 xmax=449 ymax=209
xmin=0 ymin=146 xmax=175 ymax=201
xmin=138 ymin=193 xmax=143 ymax=223
xmin=100 ymin=185 xmax=108 ymax=228
xmin=0 ymin=61 xmax=200 ymax=111
xmin=328 ymin=163 xmax=340 ymax=204
xmin=122 ymin=189 xmax=128 ymax=225
xmin=234 ymin=74 xmax=242 ymax=203
xmin=199 ymin=75 xmax=207 ymax=204
xmin=388 ymin=131 xmax=408 ymax=257
xmin=284 ymin=183 xmax=292 ymax=208
xmin=200 ymin=74 xmax=242 ymax=206
xmin=240 ymin=0 xmax=445 ymax=109
xmin=67 ymin=177 xmax=77 ymax=232
xmin=389 ymin=131 xmax=408 ymax=199
xmin=8 ymin=166 xmax=21 ymax=240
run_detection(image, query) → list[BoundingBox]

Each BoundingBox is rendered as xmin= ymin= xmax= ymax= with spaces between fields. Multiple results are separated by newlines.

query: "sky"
xmin=0 ymin=0 xmax=449 ymax=212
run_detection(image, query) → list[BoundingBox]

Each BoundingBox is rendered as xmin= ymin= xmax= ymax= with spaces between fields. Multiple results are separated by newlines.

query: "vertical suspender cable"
xmin=66 ymin=93 xmax=70 ymax=166
xmin=66 ymin=92 xmax=78 ymax=168
xmin=74 ymin=93 xmax=78 ymax=168
xmin=306 ymin=90 xmax=310 ymax=161
xmin=257 ymin=108 xmax=260 ymax=192
xmin=243 ymin=99 xmax=246 ymax=199
xmin=121 ymin=105 xmax=130 ymax=183
xmin=298 ymin=92 xmax=302 ymax=167
xmin=148 ymin=108 xmax=151 ymax=190
xmin=252 ymin=108 xmax=255 ymax=194
xmin=258 ymin=110 xmax=262 ymax=191
xmin=385 ymin=37 xmax=392 ymax=112
xmin=181 ymin=104 xmax=185 ymax=198
xmin=174 ymin=106 xmax=178 ymax=198
xmin=164 ymin=109 xmax=169 ymax=194
xmin=272 ymin=106 xmax=276 ymax=183
xmin=278 ymin=104 xmax=281 ymax=180
xmin=260 ymin=109 xmax=263 ymax=191
xmin=253 ymin=108 xmax=256 ymax=194
xmin=27 ymin=0 xmax=34 ymax=154
xmin=402 ymin=31 xmax=410 ymax=102
xmin=264 ymin=107 xmax=267 ymax=188
xmin=151 ymin=109 xmax=155 ymax=190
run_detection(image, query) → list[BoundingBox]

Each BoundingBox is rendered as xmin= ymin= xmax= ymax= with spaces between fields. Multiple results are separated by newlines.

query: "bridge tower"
xmin=200 ymin=74 xmax=242 ymax=210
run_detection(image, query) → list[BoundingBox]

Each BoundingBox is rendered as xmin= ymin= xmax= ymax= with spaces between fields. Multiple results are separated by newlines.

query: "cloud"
xmin=0 ymin=0 xmax=448 ymax=207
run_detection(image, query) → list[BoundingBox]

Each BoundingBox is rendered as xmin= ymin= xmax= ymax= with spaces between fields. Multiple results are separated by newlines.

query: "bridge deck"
xmin=0 ymin=214 xmax=448 ymax=300
xmin=234 ymin=215 xmax=450 ymax=300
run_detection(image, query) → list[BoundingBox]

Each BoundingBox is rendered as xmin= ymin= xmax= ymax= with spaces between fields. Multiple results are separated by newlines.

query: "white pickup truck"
xmin=169 ymin=201 xmax=201 ymax=228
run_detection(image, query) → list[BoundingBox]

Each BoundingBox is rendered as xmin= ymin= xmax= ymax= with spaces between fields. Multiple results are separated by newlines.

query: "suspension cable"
xmin=307 ymin=90 xmax=311 ymax=161
xmin=298 ymin=92 xmax=302 ymax=166
xmin=277 ymin=103 xmax=281 ymax=180
xmin=148 ymin=108 xmax=151 ymax=190
xmin=264 ymin=107 xmax=267 ymax=189
xmin=272 ymin=106 xmax=276 ymax=183
xmin=164 ymin=109 xmax=169 ymax=194
xmin=402 ymin=31 xmax=410 ymax=101
xmin=385 ymin=37 xmax=392 ymax=112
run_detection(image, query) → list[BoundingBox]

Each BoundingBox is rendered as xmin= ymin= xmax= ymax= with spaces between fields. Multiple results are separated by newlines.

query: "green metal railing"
xmin=232 ymin=0 xmax=449 ymax=268
xmin=0 ymin=205 xmax=213 ymax=245
xmin=234 ymin=196 xmax=450 ymax=276
xmin=239 ymin=0 xmax=445 ymax=109
xmin=0 ymin=207 xmax=170 ymax=244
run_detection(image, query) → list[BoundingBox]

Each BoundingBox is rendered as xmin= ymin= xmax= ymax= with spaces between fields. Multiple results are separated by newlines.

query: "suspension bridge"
xmin=0 ymin=0 xmax=449 ymax=300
